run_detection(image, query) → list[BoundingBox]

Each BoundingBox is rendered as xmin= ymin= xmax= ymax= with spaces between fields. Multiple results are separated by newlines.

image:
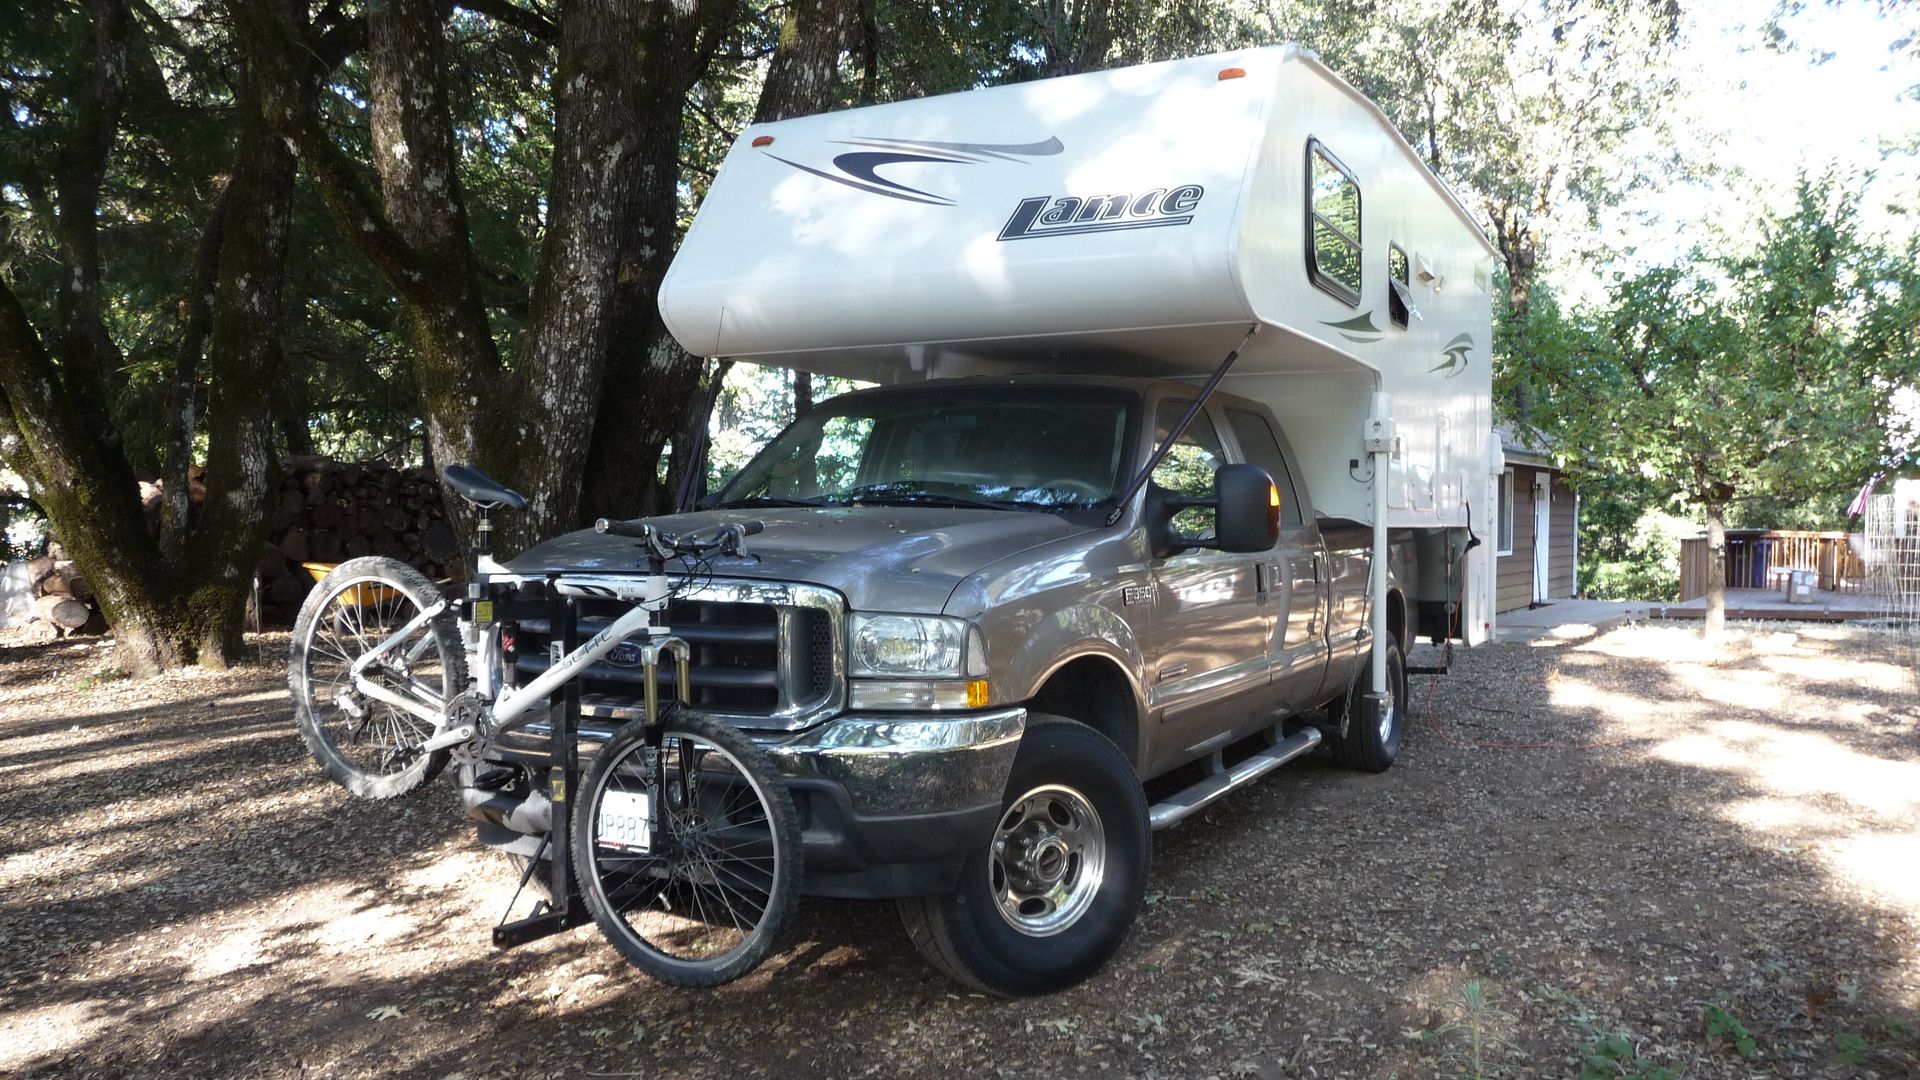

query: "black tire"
xmin=1326 ymin=634 xmax=1407 ymax=773
xmin=289 ymin=556 xmax=464 ymax=799
xmin=573 ymin=712 xmax=802 ymax=988
xmin=897 ymin=714 xmax=1149 ymax=997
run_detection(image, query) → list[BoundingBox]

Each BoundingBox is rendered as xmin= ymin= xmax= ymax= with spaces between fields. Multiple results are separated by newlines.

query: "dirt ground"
xmin=2 ymin=621 xmax=1917 ymax=1079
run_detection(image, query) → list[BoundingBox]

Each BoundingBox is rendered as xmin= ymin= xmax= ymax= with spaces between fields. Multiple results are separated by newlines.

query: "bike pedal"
xmin=474 ymin=766 xmax=520 ymax=791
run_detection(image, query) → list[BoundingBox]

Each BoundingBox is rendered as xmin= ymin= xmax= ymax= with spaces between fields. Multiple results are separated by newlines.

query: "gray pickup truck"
xmin=465 ymin=373 xmax=1416 ymax=995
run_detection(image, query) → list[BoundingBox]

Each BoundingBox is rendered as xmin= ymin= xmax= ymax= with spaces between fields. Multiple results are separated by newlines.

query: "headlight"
xmin=848 ymin=613 xmax=984 ymax=678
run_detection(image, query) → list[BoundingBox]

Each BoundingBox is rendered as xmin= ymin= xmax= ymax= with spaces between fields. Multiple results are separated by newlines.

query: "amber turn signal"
xmin=1217 ymin=67 xmax=1246 ymax=80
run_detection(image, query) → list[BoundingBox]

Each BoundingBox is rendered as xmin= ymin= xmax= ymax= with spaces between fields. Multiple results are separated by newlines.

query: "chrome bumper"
xmin=761 ymin=707 xmax=1026 ymax=817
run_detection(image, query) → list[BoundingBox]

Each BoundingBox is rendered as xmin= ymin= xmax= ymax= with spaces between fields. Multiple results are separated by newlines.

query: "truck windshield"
xmin=717 ymin=386 xmax=1136 ymax=512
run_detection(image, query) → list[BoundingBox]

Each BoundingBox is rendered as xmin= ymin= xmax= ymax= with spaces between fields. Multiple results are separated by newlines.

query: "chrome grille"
xmin=504 ymin=577 xmax=844 ymax=730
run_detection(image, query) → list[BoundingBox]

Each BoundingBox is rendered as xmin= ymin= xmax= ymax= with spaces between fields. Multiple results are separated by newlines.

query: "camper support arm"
xmin=1105 ymin=326 xmax=1258 ymax=527
xmin=1366 ymin=392 xmax=1394 ymax=715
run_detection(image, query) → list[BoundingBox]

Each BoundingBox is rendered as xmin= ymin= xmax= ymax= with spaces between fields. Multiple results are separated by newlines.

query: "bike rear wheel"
xmin=288 ymin=556 xmax=464 ymax=799
xmin=573 ymin=712 xmax=801 ymax=987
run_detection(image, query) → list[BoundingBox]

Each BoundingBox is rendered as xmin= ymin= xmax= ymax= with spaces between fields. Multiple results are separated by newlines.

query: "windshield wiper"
xmin=715 ymin=495 xmax=842 ymax=508
xmin=841 ymin=487 xmax=1055 ymax=513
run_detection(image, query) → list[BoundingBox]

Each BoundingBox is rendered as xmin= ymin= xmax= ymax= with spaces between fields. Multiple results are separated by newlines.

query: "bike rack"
xmin=491 ymin=592 xmax=594 ymax=948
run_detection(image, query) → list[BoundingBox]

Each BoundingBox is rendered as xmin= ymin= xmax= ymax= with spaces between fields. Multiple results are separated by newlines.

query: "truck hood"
xmin=506 ymin=506 xmax=1089 ymax=613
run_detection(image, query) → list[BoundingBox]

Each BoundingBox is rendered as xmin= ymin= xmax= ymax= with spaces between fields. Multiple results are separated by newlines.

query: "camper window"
xmin=1388 ymin=244 xmax=1411 ymax=329
xmin=1497 ymin=468 xmax=1515 ymax=555
xmin=1306 ymin=140 xmax=1362 ymax=304
xmin=1151 ymin=400 xmax=1226 ymax=540
xmin=1223 ymin=409 xmax=1304 ymax=528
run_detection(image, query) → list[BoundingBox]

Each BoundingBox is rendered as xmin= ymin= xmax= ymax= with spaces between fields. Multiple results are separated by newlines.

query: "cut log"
xmin=34 ymin=594 xmax=91 ymax=630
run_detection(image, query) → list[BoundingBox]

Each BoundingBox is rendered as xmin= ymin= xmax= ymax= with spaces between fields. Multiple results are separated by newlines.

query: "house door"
xmin=1532 ymin=475 xmax=1551 ymax=603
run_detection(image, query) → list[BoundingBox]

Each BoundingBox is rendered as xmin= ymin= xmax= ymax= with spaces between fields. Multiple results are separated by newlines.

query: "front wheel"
xmin=573 ymin=712 xmax=802 ymax=988
xmin=288 ymin=556 xmax=464 ymax=799
xmin=897 ymin=714 xmax=1149 ymax=997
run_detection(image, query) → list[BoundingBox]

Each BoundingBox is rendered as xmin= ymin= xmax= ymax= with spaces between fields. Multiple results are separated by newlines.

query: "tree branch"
xmin=456 ymin=0 xmax=557 ymax=41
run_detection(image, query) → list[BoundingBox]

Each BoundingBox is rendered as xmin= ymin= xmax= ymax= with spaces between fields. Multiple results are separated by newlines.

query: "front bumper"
xmin=463 ymin=706 xmax=1026 ymax=900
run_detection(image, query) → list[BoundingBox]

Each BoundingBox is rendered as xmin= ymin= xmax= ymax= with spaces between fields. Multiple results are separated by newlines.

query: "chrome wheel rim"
xmin=990 ymin=784 xmax=1105 ymax=937
xmin=1378 ymin=680 xmax=1397 ymax=744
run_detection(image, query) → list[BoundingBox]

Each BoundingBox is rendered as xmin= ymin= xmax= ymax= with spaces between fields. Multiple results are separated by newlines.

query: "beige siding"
xmin=1497 ymin=465 xmax=1577 ymax=612
xmin=1495 ymin=465 xmax=1537 ymax=613
xmin=1549 ymin=475 xmax=1577 ymax=598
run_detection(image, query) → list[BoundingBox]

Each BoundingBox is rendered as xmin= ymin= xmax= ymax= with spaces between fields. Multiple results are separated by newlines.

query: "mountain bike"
xmin=286 ymin=464 xmax=801 ymax=987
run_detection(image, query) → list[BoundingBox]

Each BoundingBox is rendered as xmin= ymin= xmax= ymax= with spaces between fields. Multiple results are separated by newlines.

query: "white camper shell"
xmin=661 ymin=45 xmax=1500 ymax=645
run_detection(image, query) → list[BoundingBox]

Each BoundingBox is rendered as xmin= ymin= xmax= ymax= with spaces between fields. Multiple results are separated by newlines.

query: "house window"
xmin=1388 ymin=243 xmax=1412 ymax=329
xmin=1305 ymin=140 xmax=1361 ymax=304
xmin=1496 ymin=468 xmax=1515 ymax=556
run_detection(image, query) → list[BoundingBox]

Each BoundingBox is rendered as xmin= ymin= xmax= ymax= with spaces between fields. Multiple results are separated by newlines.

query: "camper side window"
xmin=1306 ymin=141 xmax=1362 ymax=304
xmin=1388 ymin=244 xmax=1412 ymax=329
xmin=1151 ymin=400 xmax=1226 ymax=541
xmin=1497 ymin=468 xmax=1515 ymax=556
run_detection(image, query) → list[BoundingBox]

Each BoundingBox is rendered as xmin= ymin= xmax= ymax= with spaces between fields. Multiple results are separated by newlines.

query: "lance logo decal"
xmin=762 ymin=135 xmax=1064 ymax=206
xmin=997 ymin=185 xmax=1205 ymax=241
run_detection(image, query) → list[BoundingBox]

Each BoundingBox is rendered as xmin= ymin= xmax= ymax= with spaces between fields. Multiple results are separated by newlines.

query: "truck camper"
xmin=476 ymin=44 xmax=1499 ymax=995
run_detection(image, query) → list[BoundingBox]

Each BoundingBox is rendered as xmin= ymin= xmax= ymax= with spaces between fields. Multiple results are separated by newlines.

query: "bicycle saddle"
xmin=441 ymin=464 xmax=528 ymax=509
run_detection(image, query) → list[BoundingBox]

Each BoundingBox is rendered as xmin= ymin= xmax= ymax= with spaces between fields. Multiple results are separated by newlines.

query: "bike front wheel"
xmin=573 ymin=712 xmax=802 ymax=987
xmin=288 ymin=556 xmax=465 ymax=799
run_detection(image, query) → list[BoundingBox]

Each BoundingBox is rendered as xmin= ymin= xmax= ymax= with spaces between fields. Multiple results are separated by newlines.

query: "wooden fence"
xmin=1678 ymin=531 xmax=1867 ymax=601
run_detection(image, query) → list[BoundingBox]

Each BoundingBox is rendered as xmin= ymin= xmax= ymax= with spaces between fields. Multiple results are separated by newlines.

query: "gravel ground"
xmin=1 ymin=621 xmax=1917 ymax=1079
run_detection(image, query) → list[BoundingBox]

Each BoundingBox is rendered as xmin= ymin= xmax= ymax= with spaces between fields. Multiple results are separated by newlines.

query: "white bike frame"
xmin=345 ymin=563 xmax=689 ymax=752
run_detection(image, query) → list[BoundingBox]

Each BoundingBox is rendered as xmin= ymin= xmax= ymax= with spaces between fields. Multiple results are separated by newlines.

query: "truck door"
xmin=1145 ymin=400 xmax=1272 ymax=758
xmin=1221 ymin=407 xmax=1328 ymax=711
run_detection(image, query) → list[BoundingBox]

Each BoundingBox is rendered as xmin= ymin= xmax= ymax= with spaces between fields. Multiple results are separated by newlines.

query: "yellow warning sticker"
xmin=473 ymin=600 xmax=494 ymax=624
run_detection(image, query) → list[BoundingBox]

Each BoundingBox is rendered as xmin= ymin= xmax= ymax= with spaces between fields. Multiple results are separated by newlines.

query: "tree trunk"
xmin=188 ymin=76 xmax=299 ymax=666
xmin=582 ymin=0 xmax=852 ymax=522
xmin=1703 ymin=502 xmax=1727 ymax=638
xmin=0 ymin=3 xmax=301 ymax=675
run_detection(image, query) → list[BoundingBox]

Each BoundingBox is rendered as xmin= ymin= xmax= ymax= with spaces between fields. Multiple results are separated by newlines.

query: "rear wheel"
xmin=289 ymin=557 xmax=463 ymax=799
xmin=1326 ymin=634 xmax=1406 ymax=773
xmin=897 ymin=715 xmax=1148 ymax=996
xmin=573 ymin=712 xmax=802 ymax=987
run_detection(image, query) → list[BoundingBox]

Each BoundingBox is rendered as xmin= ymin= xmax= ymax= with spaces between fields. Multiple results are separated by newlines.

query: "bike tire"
xmin=573 ymin=712 xmax=802 ymax=987
xmin=288 ymin=556 xmax=465 ymax=799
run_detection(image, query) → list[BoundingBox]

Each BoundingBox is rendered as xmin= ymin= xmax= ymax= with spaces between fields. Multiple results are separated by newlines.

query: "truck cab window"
xmin=1151 ymin=400 xmax=1226 ymax=540
xmin=1306 ymin=140 xmax=1361 ymax=304
xmin=1224 ymin=409 xmax=1303 ymax=528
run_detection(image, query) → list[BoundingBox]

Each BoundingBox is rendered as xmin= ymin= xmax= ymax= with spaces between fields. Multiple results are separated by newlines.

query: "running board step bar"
xmin=1147 ymin=727 xmax=1323 ymax=831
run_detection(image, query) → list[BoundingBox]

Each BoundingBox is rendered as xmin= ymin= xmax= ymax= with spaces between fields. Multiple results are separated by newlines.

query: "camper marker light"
xmin=1217 ymin=67 xmax=1247 ymax=80
xmin=751 ymin=135 xmax=774 ymax=147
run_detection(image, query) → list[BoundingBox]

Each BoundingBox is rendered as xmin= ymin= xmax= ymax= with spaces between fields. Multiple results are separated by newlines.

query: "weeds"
xmin=1702 ymin=995 xmax=1758 ymax=1059
xmin=1417 ymin=979 xmax=1515 ymax=1079
xmin=1578 ymin=1031 xmax=1682 ymax=1080
xmin=76 ymin=666 xmax=129 ymax=692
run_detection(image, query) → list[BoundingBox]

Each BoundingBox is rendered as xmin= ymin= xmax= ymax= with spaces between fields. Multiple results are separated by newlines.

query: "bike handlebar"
xmin=594 ymin=518 xmax=765 ymax=558
xmin=594 ymin=517 xmax=650 ymax=539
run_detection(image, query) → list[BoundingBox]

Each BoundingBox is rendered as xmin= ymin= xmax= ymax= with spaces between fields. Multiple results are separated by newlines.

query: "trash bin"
xmin=1748 ymin=539 xmax=1773 ymax=588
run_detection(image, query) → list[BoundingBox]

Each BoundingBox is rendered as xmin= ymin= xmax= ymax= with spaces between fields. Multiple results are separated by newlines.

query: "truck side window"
xmin=1151 ymin=400 xmax=1225 ymax=540
xmin=1223 ymin=409 xmax=1304 ymax=529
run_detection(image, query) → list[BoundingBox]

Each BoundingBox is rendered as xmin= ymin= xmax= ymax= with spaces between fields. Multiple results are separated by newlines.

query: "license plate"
xmin=596 ymin=789 xmax=652 ymax=852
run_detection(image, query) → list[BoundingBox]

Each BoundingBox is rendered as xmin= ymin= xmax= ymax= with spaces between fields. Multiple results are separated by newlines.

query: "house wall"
xmin=1495 ymin=464 xmax=1578 ymax=613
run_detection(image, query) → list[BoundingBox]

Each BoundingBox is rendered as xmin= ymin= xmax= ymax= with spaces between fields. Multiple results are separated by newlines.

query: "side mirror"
xmin=1144 ymin=463 xmax=1280 ymax=558
xmin=1212 ymin=463 xmax=1281 ymax=552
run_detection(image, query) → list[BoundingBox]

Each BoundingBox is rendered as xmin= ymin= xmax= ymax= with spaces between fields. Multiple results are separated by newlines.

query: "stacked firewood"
xmin=252 ymin=457 xmax=457 ymax=627
xmin=24 ymin=542 xmax=104 ymax=637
